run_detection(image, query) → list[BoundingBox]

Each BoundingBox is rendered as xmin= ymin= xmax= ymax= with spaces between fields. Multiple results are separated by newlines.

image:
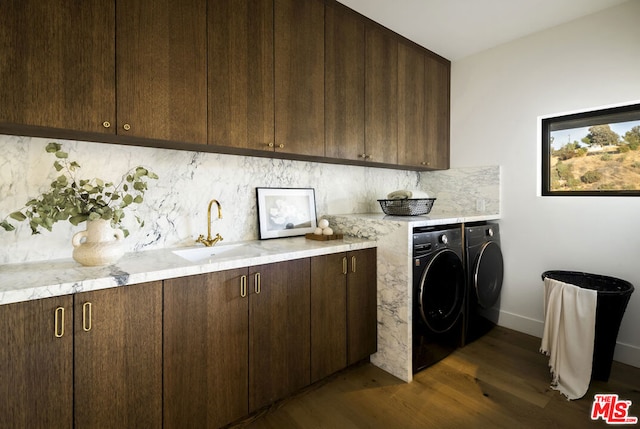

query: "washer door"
xmin=418 ymin=249 xmax=465 ymax=333
xmin=473 ymin=241 xmax=504 ymax=308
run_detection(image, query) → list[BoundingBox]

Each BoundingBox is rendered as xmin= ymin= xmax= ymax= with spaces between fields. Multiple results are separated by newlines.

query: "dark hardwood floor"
xmin=230 ymin=326 xmax=640 ymax=428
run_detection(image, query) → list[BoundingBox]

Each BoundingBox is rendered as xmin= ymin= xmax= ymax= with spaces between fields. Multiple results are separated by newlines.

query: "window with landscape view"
xmin=542 ymin=102 xmax=640 ymax=196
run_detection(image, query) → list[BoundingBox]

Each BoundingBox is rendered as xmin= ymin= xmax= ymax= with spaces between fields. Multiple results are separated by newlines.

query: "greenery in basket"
xmin=1 ymin=142 xmax=158 ymax=237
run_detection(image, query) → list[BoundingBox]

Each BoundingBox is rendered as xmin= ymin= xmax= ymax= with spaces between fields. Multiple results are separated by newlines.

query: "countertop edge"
xmin=0 ymin=236 xmax=376 ymax=306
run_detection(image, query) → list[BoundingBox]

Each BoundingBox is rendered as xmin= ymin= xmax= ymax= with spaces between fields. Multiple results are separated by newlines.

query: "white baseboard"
xmin=485 ymin=309 xmax=640 ymax=369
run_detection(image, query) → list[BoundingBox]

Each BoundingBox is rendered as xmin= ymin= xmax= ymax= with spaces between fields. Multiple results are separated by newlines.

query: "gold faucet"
xmin=196 ymin=199 xmax=224 ymax=247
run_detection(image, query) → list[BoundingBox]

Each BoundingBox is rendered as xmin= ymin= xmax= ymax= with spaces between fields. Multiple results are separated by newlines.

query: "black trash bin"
xmin=541 ymin=270 xmax=634 ymax=382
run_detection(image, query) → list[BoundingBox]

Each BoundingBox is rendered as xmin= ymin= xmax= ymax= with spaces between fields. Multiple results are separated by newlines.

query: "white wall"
xmin=451 ymin=0 xmax=640 ymax=367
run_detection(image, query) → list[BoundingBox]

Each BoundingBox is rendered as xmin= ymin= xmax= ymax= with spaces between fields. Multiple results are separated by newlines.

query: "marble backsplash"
xmin=0 ymin=134 xmax=499 ymax=264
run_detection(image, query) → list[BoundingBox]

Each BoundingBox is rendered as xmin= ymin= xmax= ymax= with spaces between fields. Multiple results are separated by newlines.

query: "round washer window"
xmin=418 ymin=249 xmax=465 ymax=333
xmin=474 ymin=241 xmax=504 ymax=308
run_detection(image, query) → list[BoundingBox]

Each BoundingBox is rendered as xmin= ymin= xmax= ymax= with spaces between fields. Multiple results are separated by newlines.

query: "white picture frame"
xmin=256 ymin=187 xmax=317 ymax=239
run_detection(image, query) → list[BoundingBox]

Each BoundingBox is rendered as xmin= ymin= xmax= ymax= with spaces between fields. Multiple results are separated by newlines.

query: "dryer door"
xmin=473 ymin=241 xmax=504 ymax=308
xmin=418 ymin=249 xmax=465 ymax=333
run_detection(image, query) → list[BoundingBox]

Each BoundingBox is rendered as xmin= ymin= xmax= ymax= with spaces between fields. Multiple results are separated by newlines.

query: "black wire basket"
xmin=377 ymin=198 xmax=436 ymax=216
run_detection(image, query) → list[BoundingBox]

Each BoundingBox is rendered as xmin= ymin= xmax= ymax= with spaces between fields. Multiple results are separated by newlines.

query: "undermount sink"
xmin=172 ymin=243 xmax=260 ymax=263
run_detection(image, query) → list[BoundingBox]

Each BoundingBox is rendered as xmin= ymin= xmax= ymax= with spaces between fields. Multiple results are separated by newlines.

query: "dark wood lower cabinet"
xmin=249 ymin=259 xmax=311 ymax=412
xmin=164 ymin=258 xmax=312 ymax=426
xmin=0 ymin=296 xmax=73 ymax=429
xmin=0 ymin=281 xmax=162 ymax=429
xmin=74 ymin=281 xmax=163 ymax=429
xmin=310 ymin=253 xmax=348 ymax=382
xmin=346 ymin=248 xmax=378 ymax=364
xmin=0 ymin=250 xmax=375 ymax=429
xmin=310 ymin=248 xmax=378 ymax=382
xmin=164 ymin=269 xmax=249 ymax=429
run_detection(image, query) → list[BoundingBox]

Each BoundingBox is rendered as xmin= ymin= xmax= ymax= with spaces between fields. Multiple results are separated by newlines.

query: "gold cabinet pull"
xmin=254 ymin=272 xmax=261 ymax=294
xmin=102 ymin=121 xmax=111 ymax=128
xmin=342 ymin=257 xmax=347 ymax=275
xmin=123 ymin=123 xmax=131 ymax=131
xmin=267 ymin=142 xmax=274 ymax=148
xmin=82 ymin=302 xmax=92 ymax=332
xmin=240 ymin=275 xmax=247 ymax=298
xmin=351 ymin=255 xmax=357 ymax=273
xmin=54 ymin=306 xmax=65 ymax=338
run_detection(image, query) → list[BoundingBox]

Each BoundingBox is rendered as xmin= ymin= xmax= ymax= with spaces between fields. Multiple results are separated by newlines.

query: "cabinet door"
xmin=425 ymin=55 xmax=451 ymax=170
xmin=347 ymin=248 xmax=378 ymax=364
xmin=274 ymin=0 xmax=324 ymax=156
xmin=0 ymin=296 xmax=73 ymax=429
xmin=310 ymin=253 xmax=348 ymax=383
xmin=249 ymin=259 xmax=311 ymax=412
xmin=365 ymin=25 xmax=398 ymax=164
xmin=0 ymin=1 xmax=115 ymax=134
xmin=74 ymin=282 xmax=162 ymax=429
xmin=116 ymin=0 xmax=207 ymax=144
xmin=209 ymin=0 xmax=274 ymax=151
xmin=325 ymin=3 xmax=365 ymax=161
xmin=398 ymin=42 xmax=427 ymax=168
xmin=164 ymin=270 xmax=249 ymax=429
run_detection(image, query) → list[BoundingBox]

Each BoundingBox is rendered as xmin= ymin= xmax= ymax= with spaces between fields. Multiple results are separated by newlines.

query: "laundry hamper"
xmin=541 ymin=270 xmax=634 ymax=381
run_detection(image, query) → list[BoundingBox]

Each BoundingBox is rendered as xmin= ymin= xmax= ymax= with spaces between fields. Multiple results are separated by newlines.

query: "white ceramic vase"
xmin=72 ymin=219 xmax=125 ymax=266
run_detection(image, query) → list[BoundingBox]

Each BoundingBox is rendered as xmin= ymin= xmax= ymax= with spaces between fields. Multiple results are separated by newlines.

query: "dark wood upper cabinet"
xmin=73 ymin=281 xmax=163 ymax=429
xmin=274 ymin=0 xmax=325 ymax=156
xmin=0 ymin=0 xmax=115 ymax=134
xmin=425 ymin=55 xmax=451 ymax=170
xmin=116 ymin=0 xmax=207 ymax=144
xmin=398 ymin=41 xmax=427 ymax=168
xmin=325 ymin=2 xmax=365 ymax=161
xmin=209 ymin=0 xmax=275 ymax=151
xmin=0 ymin=0 xmax=449 ymax=170
xmin=0 ymin=296 xmax=74 ymax=429
xmin=365 ymin=25 xmax=398 ymax=164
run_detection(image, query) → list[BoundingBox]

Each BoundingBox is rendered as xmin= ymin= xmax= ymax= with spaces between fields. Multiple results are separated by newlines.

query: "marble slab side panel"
xmin=326 ymin=215 xmax=413 ymax=382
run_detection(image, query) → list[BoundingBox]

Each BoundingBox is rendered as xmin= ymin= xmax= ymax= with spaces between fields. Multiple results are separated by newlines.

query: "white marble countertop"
xmin=0 ymin=236 xmax=376 ymax=306
xmin=328 ymin=212 xmax=500 ymax=226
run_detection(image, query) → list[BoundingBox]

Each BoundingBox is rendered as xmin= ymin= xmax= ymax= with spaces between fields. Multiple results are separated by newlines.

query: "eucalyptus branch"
xmin=1 ymin=143 xmax=158 ymax=236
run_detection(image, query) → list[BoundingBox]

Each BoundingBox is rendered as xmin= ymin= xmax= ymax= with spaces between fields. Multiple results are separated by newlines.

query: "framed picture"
xmin=541 ymin=101 xmax=640 ymax=196
xmin=256 ymin=188 xmax=317 ymax=239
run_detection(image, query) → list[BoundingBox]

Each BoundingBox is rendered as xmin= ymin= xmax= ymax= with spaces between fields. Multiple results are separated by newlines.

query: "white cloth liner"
xmin=540 ymin=277 xmax=597 ymax=400
xmin=386 ymin=189 xmax=430 ymax=200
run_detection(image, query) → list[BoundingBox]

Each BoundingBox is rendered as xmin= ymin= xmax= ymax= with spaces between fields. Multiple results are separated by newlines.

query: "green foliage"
xmin=624 ymin=126 xmax=640 ymax=150
xmin=600 ymin=153 xmax=613 ymax=161
xmin=553 ymin=142 xmax=582 ymax=160
xmin=1 ymin=143 xmax=158 ymax=235
xmin=554 ymin=161 xmax=573 ymax=181
xmin=581 ymin=170 xmax=602 ymax=184
xmin=584 ymin=125 xmax=620 ymax=147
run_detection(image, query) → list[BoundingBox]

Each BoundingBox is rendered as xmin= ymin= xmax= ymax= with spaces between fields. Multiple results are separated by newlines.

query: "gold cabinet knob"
xmin=267 ymin=142 xmax=274 ymax=148
xmin=123 ymin=123 xmax=131 ymax=131
xmin=102 ymin=121 xmax=111 ymax=128
xmin=358 ymin=153 xmax=367 ymax=158
xmin=278 ymin=144 xmax=284 ymax=149
xmin=421 ymin=161 xmax=428 ymax=166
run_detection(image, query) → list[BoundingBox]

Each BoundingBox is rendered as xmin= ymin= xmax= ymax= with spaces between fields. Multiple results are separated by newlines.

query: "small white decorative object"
xmin=322 ymin=227 xmax=334 ymax=235
xmin=318 ymin=218 xmax=330 ymax=229
xmin=314 ymin=227 xmax=323 ymax=235
xmin=72 ymin=219 xmax=125 ymax=266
